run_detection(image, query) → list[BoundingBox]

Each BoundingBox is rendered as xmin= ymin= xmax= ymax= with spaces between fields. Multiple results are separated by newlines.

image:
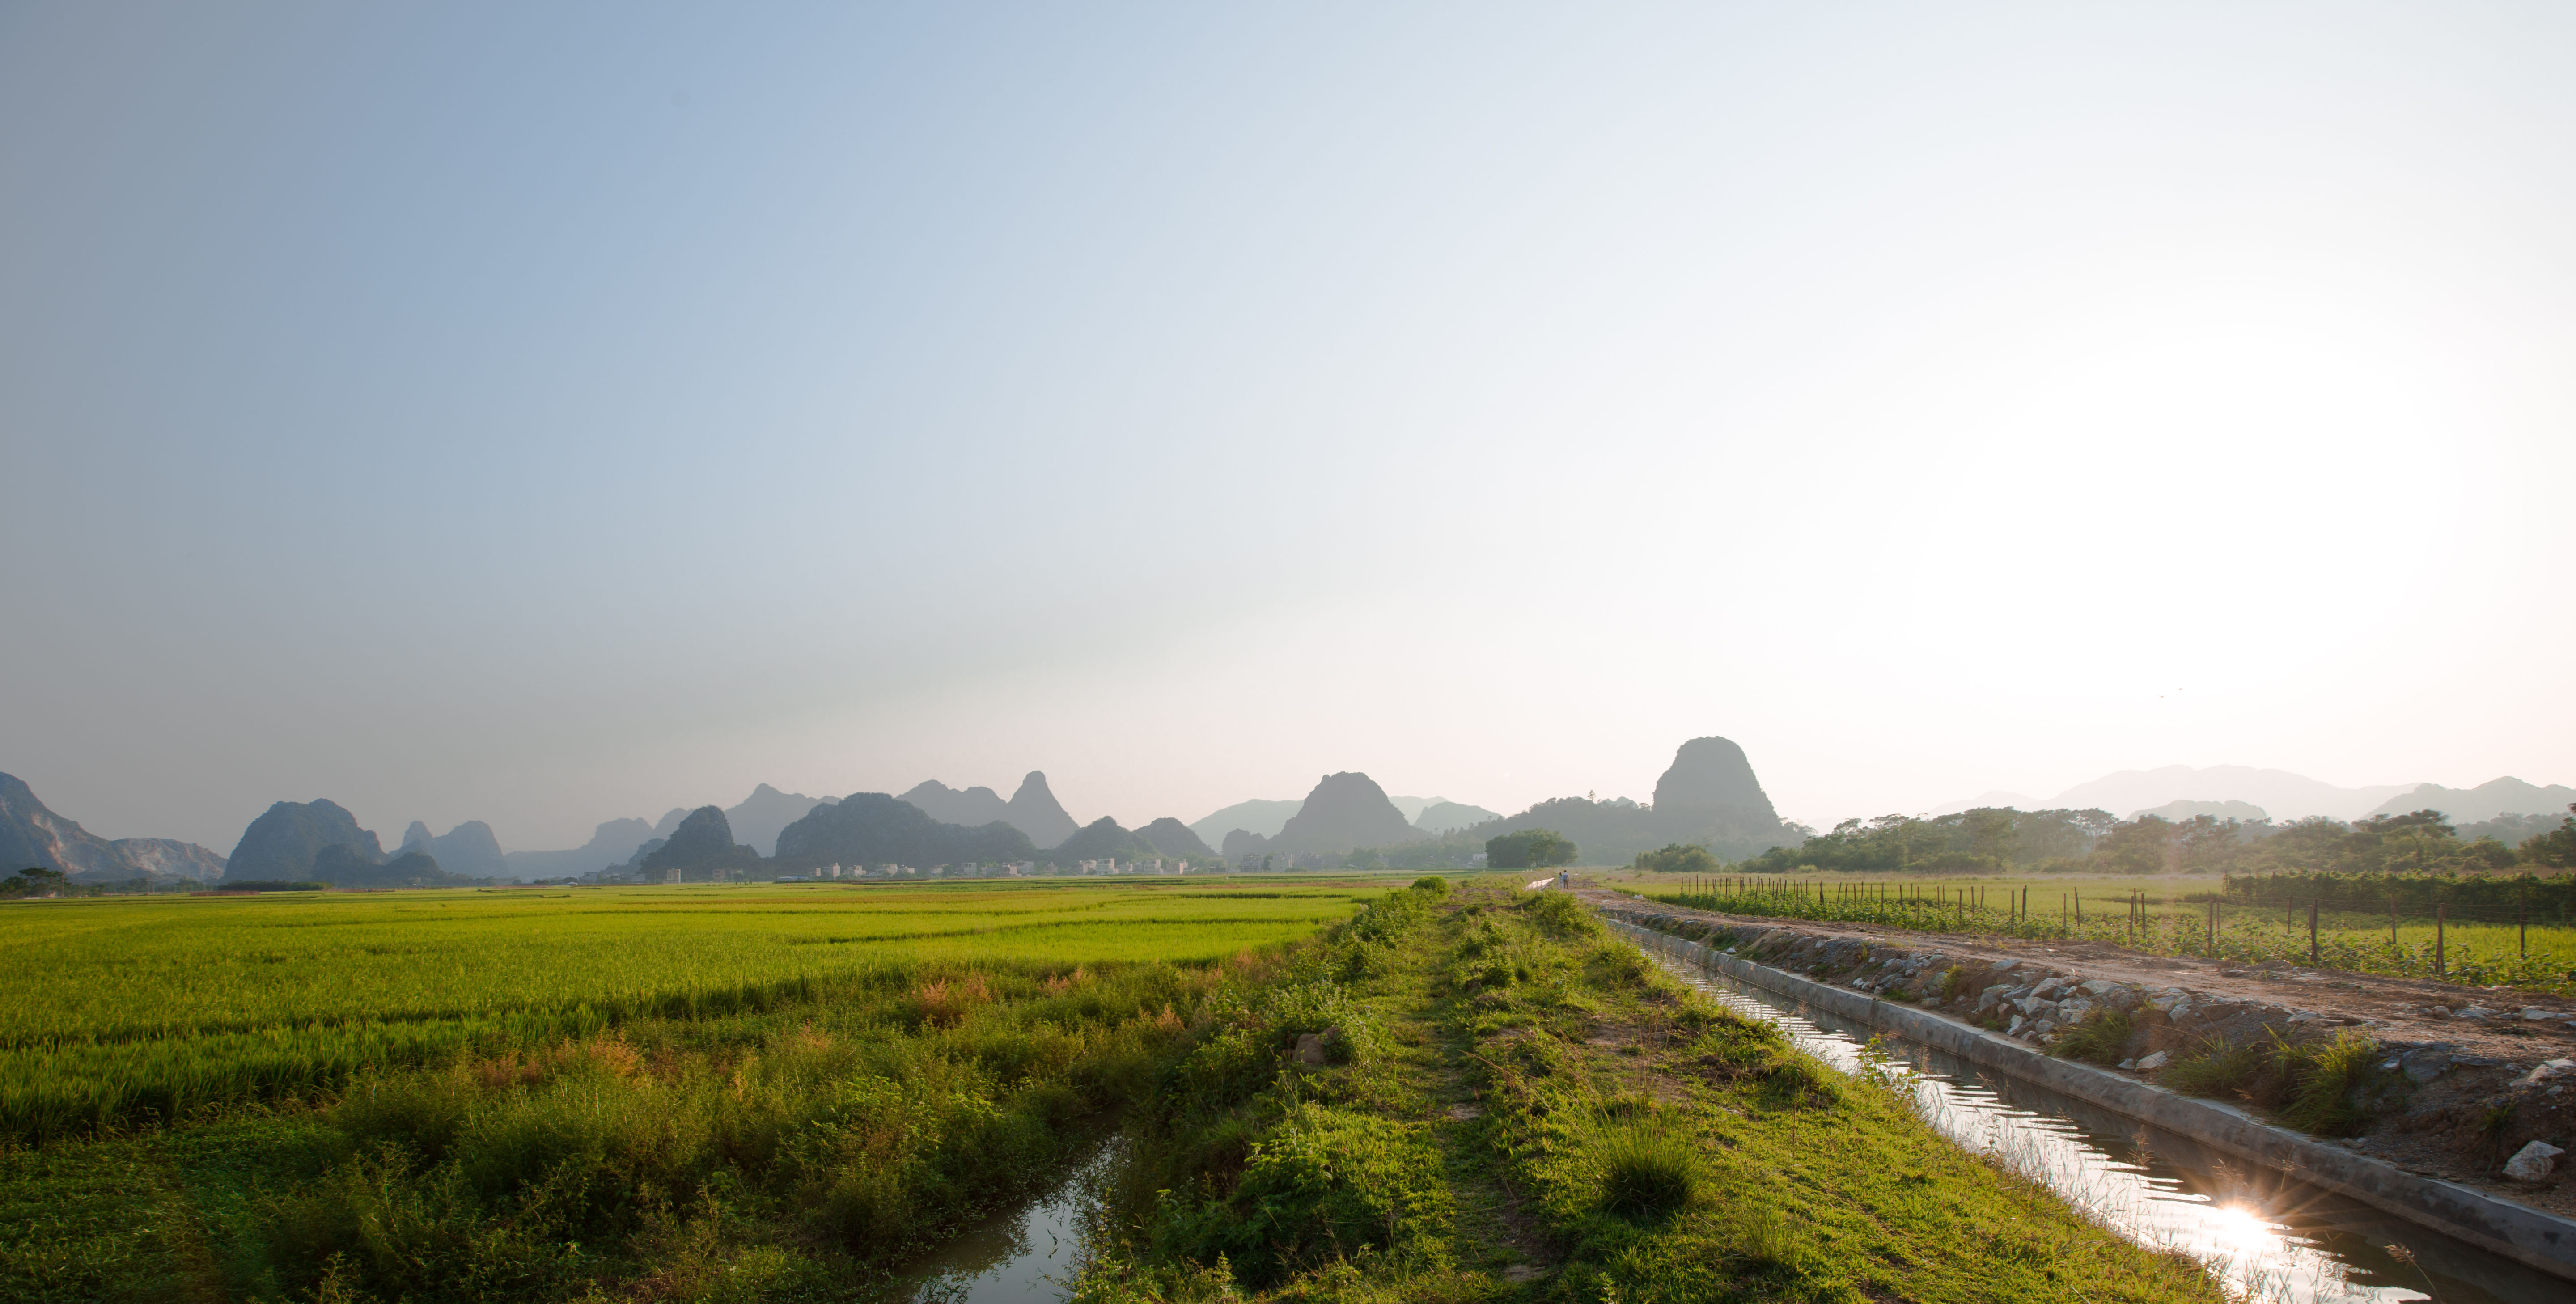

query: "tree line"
xmin=1720 ymin=804 xmax=2576 ymax=878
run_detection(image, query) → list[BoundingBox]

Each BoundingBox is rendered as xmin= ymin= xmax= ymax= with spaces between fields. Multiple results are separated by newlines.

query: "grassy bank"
xmin=1073 ymin=880 xmax=2224 ymax=1303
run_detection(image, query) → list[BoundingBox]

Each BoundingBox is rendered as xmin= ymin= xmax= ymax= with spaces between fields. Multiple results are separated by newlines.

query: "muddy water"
xmin=1627 ymin=934 xmax=2568 ymax=1304
xmin=895 ymin=1147 xmax=1110 ymax=1304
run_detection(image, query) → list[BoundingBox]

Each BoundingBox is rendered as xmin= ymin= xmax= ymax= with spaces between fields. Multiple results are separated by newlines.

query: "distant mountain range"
xmin=1188 ymin=793 xmax=1501 ymax=847
xmin=1455 ymin=737 xmax=1793 ymax=864
xmin=2364 ymin=778 xmax=2575 ymax=825
xmin=398 ymin=820 xmax=507 ymax=878
xmin=1929 ymin=766 xmax=2571 ymax=826
xmin=0 ymin=772 xmax=229 ymax=882
xmin=897 ymin=773 xmax=1079 ymax=847
xmin=1207 ymin=737 xmax=1792 ymax=866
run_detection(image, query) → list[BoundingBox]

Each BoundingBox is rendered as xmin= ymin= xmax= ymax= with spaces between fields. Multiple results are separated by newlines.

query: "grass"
xmin=0 ymin=876 xmax=1398 ymax=1302
xmin=0 ymin=879 xmax=1371 ymax=1142
xmin=2160 ymin=1029 xmax=2392 ymax=1136
xmin=1592 ymin=1114 xmax=1698 ymax=1217
xmin=1075 ymin=882 xmax=2228 ymax=1303
xmin=1618 ymin=870 xmax=2576 ymax=995
xmin=2055 ymin=1009 xmax=2136 ymax=1066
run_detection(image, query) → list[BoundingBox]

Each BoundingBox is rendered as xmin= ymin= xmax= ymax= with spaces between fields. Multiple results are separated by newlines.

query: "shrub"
xmin=1487 ymin=830 xmax=1576 ymax=869
xmin=2163 ymin=1036 xmax=2267 ymax=1098
xmin=1633 ymin=844 xmax=1719 ymax=875
xmin=1409 ymin=876 xmax=1450 ymax=895
xmin=2053 ymin=1009 xmax=2135 ymax=1066
xmin=1521 ymin=891 xmax=1595 ymax=940
xmin=2163 ymin=1030 xmax=2387 ymax=1136
xmin=2277 ymin=1032 xmax=2387 ymax=1136
xmin=1157 ymin=1102 xmax=1453 ymax=1287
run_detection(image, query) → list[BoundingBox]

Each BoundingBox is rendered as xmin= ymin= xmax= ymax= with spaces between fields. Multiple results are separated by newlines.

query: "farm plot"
xmin=0 ymin=879 xmax=1367 ymax=1141
xmin=1631 ymin=871 xmax=2576 ymax=995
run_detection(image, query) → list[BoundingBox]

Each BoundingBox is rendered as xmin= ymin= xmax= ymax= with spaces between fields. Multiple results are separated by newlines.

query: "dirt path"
xmin=1580 ymin=885 xmax=2576 ymax=1216
xmin=1575 ymin=887 xmax=2576 ymax=1060
xmin=1395 ymin=900 xmax=1554 ymax=1282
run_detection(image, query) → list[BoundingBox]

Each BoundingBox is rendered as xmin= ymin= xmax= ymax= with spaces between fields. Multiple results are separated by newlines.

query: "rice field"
xmin=0 ymin=878 xmax=1372 ymax=1142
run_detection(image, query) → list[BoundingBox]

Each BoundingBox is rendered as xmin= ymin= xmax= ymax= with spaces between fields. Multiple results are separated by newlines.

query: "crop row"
xmin=1642 ymin=881 xmax=2576 ymax=995
xmin=0 ymin=882 xmax=1366 ymax=1142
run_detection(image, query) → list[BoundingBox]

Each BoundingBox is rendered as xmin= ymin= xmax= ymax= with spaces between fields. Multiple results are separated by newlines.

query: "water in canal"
xmin=896 ymin=1146 xmax=1110 ymax=1304
xmin=1618 ymin=923 xmax=2567 ymax=1304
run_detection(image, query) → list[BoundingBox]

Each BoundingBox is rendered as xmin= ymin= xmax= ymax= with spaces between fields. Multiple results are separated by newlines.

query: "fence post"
xmin=2520 ymin=882 xmax=2529 ymax=960
xmin=2436 ymin=905 xmax=2446 ymax=978
xmin=2207 ymin=898 xmax=2216 ymax=954
xmin=2308 ymin=898 xmax=2319 ymax=965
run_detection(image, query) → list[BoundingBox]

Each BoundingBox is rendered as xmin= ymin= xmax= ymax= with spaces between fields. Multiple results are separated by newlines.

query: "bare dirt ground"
xmin=1576 ymin=885 xmax=2576 ymax=1216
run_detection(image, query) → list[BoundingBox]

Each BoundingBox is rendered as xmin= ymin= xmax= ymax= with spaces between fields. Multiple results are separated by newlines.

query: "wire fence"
xmin=1644 ymin=875 xmax=2576 ymax=997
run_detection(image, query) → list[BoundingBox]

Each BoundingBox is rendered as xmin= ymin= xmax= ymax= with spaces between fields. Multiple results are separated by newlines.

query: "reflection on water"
xmin=898 ymin=1147 xmax=1110 ymax=1304
xmin=1618 ymin=925 xmax=2569 ymax=1304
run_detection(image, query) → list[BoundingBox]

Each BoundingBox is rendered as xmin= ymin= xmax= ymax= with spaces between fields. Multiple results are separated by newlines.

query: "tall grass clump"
xmin=2161 ymin=1029 xmax=2388 ymax=1136
xmin=1593 ymin=1114 xmax=1698 ymax=1218
xmin=2053 ymin=1009 xmax=2135 ymax=1066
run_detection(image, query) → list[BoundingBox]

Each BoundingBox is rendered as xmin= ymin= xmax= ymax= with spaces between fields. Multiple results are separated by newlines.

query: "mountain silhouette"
xmin=2364 ymin=778 xmax=2576 ymax=826
xmin=1007 ymin=772 xmax=1078 ymax=847
xmin=1135 ymin=817 xmax=1215 ymax=859
xmin=225 ymin=800 xmax=383 ymax=883
xmin=641 ymin=806 xmax=764 ymax=881
xmin=773 ymin=793 xmax=1037 ymax=869
xmin=0 ymin=772 xmax=228 ymax=882
xmin=398 ymin=820 xmax=508 ymax=877
xmin=505 ymin=817 xmax=656 ymax=878
xmin=1049 ymin=816 xmax=1158 ymax=864
xmin=1270 ymin=773 xmax=1423 ymax=855
xmin=1188 ymin=798 xmax=1303 ymax=847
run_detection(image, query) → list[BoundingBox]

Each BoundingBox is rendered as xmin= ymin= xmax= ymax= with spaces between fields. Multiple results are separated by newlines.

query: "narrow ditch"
xmin=1620 ymin=928 xmax=2568 ymax=1304
xmin=893 ymin=1144 xmax=1112 ymax=1303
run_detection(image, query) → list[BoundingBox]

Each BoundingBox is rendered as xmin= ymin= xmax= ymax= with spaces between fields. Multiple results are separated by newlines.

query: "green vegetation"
xmin=0 ymin=878 xmax=1381 ymax=1301
xmin=1074 ymin=881 xmax=2224 ymax=1303
xmin=0 ymin=868 xmax=65 ymax=898
xmin=1637 ymin=871 xmax=2576 ymax=995
xmin=1632 ymin=843 xmax=1720 ymax=874
xmin=0 ymin=881 xmax=1368 ymax=1144
xmin=2160 ymin=1030 xmax=2394 ymax=1136
xmin=2053 ymin=1008 xmax=2136 ymax=1067
xmin=1727 ymin=804 xmax=2576 ymax=879
xmin=1485 ymin=829 xmax=1575 ymax=870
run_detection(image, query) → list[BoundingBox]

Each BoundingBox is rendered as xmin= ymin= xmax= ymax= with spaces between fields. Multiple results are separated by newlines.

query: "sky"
xmin=4 ymin=3 xmax=2572 ymax=854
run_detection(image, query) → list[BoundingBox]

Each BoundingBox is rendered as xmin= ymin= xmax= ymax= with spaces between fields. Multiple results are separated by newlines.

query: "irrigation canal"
xmin=1626 ymin=935 xmax=2567 ymax=1304
xmin=890 ymin=934 xmax=2570 ymax=1303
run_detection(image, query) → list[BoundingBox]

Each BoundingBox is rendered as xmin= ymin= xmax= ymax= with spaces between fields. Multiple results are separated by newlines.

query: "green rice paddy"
xmin=0 ymin=879 xmax=1372 ymax=1142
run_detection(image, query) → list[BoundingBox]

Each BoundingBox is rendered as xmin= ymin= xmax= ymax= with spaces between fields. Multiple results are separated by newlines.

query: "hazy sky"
xmin=5 ymin=3 xmax=2571 ymax=853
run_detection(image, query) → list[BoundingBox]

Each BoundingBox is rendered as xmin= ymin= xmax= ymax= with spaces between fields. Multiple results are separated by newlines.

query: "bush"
xmin=1409 ymin=876 xmax=1449 ymax=895
xmin=2162 ymin=1030 xmax=2387 ymax=1136
xmin=2053 ymin=1009 xmax=2135 ymax=1066
xmin=1487 ymin=830 xmax=1577 ymax=869
xmin=1633 ymin=844 xmax=1720 ymax=875
xmin=1157 ymin=1102 xmax=1453 ymax=1287
xmin=1521 ymin=890 xmax=1595 ymax=940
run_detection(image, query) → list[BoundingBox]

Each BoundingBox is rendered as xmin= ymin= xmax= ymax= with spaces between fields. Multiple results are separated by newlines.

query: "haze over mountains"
xmin=1186 ymin=795 xmax=1503 ymax=847
xmin=1930 ymin=767 xmax=2576 ymax=826
xmin=0 ymin=773 xmax=227 ymax=883
xmin=7 ymin=742 xmax=2572 ymax=888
